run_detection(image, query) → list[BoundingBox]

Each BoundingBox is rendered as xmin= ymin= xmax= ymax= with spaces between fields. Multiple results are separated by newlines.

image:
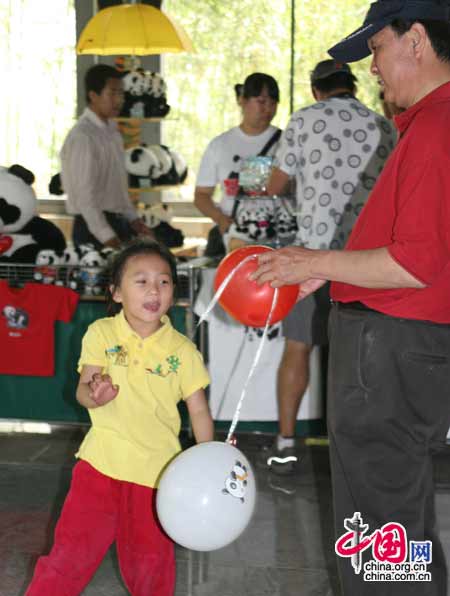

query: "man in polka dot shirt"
xmin=260 ymin=59 xmax=395 ymax=476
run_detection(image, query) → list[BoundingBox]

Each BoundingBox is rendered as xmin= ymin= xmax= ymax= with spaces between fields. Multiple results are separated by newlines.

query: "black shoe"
xmin=258 ymin=443 xmax=299 ymax=476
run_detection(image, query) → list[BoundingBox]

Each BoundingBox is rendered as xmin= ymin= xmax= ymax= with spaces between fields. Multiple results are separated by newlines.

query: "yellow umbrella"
xmin=76 ymin=3 xmax=194 ymax=55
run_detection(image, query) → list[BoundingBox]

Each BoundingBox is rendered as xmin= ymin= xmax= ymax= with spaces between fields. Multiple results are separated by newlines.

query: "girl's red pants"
xmin=25 ymin=460 xmax=175 ymax=596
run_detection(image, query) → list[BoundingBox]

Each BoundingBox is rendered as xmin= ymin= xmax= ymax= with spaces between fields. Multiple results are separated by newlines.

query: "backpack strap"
xmin=258 ymin=128 xmax=282 ymax=156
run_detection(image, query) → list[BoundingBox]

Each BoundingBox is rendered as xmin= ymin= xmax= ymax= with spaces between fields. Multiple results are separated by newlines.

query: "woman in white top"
xmin=194 ymin=73 xmax=280 ymax=256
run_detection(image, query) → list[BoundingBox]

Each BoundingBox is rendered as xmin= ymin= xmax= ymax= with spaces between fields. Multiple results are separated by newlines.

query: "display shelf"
xmin=129 ymin=184 xmax=184 ymax=193
xmin=0 ymin=261 xmax=194 ymax=303
xmin=114 ymin=117 xmax=166 ymax=123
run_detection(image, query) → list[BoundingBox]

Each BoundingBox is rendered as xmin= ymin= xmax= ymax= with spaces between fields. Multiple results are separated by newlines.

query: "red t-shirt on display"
xmin=331 ymin=82 xmax=450 ymax=323
xmin=0 ymin=281 xmax=79 ymax=376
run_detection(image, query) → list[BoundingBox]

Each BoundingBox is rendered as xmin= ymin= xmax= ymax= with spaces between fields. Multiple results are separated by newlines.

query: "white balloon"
xmin=156 ymin=441 xmax=256 ymax=551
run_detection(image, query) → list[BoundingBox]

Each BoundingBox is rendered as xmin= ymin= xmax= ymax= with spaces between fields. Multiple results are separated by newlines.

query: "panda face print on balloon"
xmin=222 ymin=460 xmax=250 ymax=503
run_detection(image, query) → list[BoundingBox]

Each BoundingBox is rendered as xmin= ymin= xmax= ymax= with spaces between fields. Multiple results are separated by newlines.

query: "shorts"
xmin=282 ymin=282 xmax=331 ymax=346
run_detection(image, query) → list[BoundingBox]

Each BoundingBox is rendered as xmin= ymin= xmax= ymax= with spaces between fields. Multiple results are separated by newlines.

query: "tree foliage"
xmin=0 ymin=1 xmax=76 ymax=197
xmin=163 ymin=0 xmax=381 ymax=193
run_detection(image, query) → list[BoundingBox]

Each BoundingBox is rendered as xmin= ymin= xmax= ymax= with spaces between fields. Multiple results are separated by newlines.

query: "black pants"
xmin=72 ymin=212 xmax=137 ymax=250
xmin=328 ymin=303 xmax=450 ymax=595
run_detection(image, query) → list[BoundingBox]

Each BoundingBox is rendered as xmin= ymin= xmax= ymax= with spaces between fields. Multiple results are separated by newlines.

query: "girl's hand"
xmin=88 ymin=373 xmax=119 ymax=406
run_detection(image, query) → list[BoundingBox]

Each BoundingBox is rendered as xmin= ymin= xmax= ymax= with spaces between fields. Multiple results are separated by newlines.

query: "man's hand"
xmin=130 ymin=218 xmax=156 ymax=239
xmin=89 ymin=373 xmax=119 ymax=406
xmin=250 ymin=246 xmax=320 ymax=287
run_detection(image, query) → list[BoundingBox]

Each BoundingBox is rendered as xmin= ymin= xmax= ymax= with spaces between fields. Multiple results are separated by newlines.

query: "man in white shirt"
xmin=61 ymin=64 xmax=153 ymax=249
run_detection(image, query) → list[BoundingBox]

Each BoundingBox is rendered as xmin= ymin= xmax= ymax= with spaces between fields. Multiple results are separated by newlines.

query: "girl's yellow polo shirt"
xmin=76 ymin=311 xmax=210 ymax=488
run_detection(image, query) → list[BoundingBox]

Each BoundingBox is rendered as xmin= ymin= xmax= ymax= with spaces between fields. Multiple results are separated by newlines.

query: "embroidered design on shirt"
xmin=105 ymin=345 xmax=128 ymax=366
xmin=146 ymin=355 xmax=181 ymax=377
xmin=2 ymin=305 xmax=29 ymax=329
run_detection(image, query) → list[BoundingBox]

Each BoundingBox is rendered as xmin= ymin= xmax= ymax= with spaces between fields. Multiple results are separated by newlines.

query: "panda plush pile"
xmin=119 ymin=69 xmax=171 ymax=118
xmin=124 ymin=144 xmax=188 ymax=189
xmin=0 ymin=165 xmax=66 ymax=263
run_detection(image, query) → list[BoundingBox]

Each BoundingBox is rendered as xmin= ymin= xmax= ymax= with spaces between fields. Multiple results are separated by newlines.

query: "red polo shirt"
xmin=0 ymin=282 xmax=79 ymax=376
xmin=331 ymin=82 xmax=450 ymax=323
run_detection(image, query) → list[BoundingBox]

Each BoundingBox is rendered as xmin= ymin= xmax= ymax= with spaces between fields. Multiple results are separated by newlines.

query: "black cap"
xmin=328 ymin=0 xmax=450 ymax=63
xmin=310 ymin=60 xmax=354 ymax=84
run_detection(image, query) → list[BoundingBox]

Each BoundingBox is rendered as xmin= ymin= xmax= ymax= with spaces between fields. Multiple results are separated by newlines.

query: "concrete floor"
xmin=0 ymin=425 xmax=449 ymax=596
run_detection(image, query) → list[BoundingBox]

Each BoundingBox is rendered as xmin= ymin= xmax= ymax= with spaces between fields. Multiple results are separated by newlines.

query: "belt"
xmin=335 ymin=301 xmax=378 ymax=313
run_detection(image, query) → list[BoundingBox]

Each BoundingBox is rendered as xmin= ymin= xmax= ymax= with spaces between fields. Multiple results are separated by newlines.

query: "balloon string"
xmin=225 ymin=287 xmax=279 ymax=444
xmin=196 ymin=254 xmax=258 ymax=327
xmin=193 ymin=253 xmax=279 ymax=444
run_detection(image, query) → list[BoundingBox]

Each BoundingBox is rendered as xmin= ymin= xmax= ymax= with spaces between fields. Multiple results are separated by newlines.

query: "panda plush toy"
xmin=120 ymin=69 xmax=147 ymax=118
xmin=144 ymin=72 xmax=171 ymax=118
xmin=0 ymin=165 xmax=66 ymax=262
xmin=124 ymin=145 xmax=159 ymax=188
xmin=148 ymin=144 xmax=187 ymax=186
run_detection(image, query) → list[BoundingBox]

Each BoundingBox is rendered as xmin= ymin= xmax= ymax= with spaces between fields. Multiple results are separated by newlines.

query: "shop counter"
xmin=0 ymin=301 xmax=186 ymax=424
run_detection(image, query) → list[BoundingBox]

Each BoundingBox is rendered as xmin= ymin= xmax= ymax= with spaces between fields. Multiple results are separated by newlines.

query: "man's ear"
xmin=87 ymin=89 xmax=98 ymax=105
xmin=409 ymin=22 xmax=427 ymax=55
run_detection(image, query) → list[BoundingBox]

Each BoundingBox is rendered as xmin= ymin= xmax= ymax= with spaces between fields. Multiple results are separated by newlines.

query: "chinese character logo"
xmin=335 ymin=511 xmax=434 ymax=584
xmin=335 ymin=512 xmax=408 ymax=573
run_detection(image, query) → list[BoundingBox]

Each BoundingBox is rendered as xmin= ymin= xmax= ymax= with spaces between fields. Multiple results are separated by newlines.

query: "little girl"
xmin=26 ymin=240 xmax=214 ymax=596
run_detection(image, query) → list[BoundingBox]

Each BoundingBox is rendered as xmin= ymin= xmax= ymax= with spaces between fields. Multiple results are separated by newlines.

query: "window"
xmin=162 ymin=0 xmax=377 ymax=203
xmin=0 ymin=1 xmax=76 ymax=198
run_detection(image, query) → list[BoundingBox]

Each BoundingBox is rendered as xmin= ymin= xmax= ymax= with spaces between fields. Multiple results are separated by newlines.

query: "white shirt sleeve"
xmin=195 ymin=138 xmax=219 ymax=188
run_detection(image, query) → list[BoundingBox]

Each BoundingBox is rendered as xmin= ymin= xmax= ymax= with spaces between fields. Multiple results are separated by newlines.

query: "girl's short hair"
xmin=106 ymin=239 xmax=178 ymax=315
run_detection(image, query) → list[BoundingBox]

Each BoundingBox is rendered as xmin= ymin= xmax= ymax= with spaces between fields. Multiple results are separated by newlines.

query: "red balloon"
xmin=214 ymin=245 xmax=299 ymax=327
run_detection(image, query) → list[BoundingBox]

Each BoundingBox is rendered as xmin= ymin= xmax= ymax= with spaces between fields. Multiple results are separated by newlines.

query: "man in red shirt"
xmin=252 ymin=1 xmax=450 ymax=594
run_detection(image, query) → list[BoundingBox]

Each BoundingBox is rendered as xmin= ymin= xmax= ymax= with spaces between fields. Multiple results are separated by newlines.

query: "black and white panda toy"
xmin=124 ymin=143 xmax=188 ymax=189
xmin=167 ymin=148 xmax=188 ymax=184
xmin=121 ymin=69 xmax=147 ymax=118
xmin=147 ymin=145 xmax=188 ymax=186
xmin=144 ymin=72 xmax=171 ymax=117
xmin=124 ymin=145 xmax=159 ymax=188
xmin=0 ymin=165 xmax=66 ymax=263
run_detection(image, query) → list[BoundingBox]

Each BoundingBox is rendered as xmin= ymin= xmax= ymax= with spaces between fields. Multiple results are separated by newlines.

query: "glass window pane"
xmin=0 ymin=1 xmax=76 ymax=198
xmin=162 ymin=0 xmax=380 ymax=203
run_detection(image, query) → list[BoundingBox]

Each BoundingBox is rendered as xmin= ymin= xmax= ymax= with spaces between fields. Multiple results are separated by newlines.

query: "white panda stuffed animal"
xmin=167 ymin=148 xmax=188 ymax=184
xmin=140 ymin=203 xmax=173 ymax=229
xmin=0 ymin=166 xmax=66 ymax=263
xmin=79 ymin=250 xmax=107 ymax=296
xmin=146 ymin=145 xmax=175 ymax=186
xmin=124 ymin=145 xmax=160 ymax=189
xmin=120 ymin=69 xmax=146 ymax=118
xmin=34 ymin=249 xmax=61 ymax=284
xmin=143 ymin=72 xmax=170 ymax=117
xmin=57 ymin=244 xmax=80 ymax=290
